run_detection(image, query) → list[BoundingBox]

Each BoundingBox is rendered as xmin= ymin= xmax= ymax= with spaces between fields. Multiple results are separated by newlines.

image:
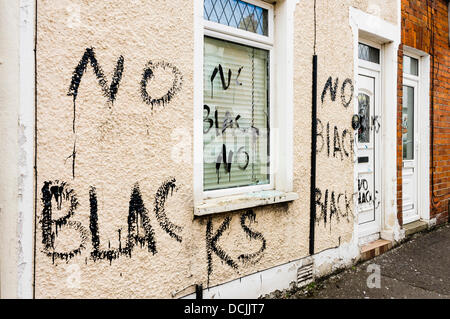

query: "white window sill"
xmin=194 ymin=190 xmax=299 ymax=216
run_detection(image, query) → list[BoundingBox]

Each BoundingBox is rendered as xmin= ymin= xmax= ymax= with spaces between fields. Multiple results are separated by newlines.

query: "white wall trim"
xmin=349 ymin=7 xmax=402 ymax=243
xmin=181 ymin=256 xmax=312 ymax=299
xmin=402 ymin=47 xmax=431 ymax=223
xmin=17 ymin=0 xmax=35 ymax=299
xmin=273 ymin=0 xmax=295 ymax=193
xmin=193 ymin=0 xmax=204 ymax=205
xmin=181 ymin=237 xmax=360 ymax=299
xmin=349 ymin=7 xmax=399 ymax=44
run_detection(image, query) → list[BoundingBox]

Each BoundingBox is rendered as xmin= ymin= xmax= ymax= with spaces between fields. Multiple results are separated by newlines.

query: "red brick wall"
xmin=399 ymin=0 xmax=450 ymax=226
xmin=397 ymin=43 xmax=404 ymax=226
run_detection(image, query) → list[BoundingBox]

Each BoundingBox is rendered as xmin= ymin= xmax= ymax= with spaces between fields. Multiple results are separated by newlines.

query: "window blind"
xmin=203 ymin=36 xmax=270 ymax=191
xmin=402 ymin=85 xmax=415 ymax=160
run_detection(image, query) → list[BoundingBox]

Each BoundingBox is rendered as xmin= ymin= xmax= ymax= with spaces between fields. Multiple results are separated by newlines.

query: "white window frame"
xmin=203 ymin=0 xmax=274 ymax=199
xmin=402 ymin=52 xmax=420 ymax=169
xmin=194 ymin=0 xmax=297 ymax=215
xmin=203 ymin=0 xmax=274 ymax=47
xmin=358 ymin=39 xmax=382 ymax=73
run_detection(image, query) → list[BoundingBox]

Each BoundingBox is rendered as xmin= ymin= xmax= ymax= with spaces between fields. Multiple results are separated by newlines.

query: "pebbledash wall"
xmin=0 ymin=0 xmax=402 ymax=299
xmin=397 ymin=0 xmax=450 ymax=227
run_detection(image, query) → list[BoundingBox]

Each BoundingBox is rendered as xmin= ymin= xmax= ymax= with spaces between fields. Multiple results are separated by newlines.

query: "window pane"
xmin=402 ymin=86 xmax=414 ymax=160
xmin=203 ymin=36 xmax=270 ymax=191
xmin=204 ymin=0 xmax=268 ymax=36
xmin=358 ymin=93 xmax=371 ymax=143
xmin=404 ymin=55 xmax=418 ymax=76
xmin=358 ymin=43 xmax=380 ymax=64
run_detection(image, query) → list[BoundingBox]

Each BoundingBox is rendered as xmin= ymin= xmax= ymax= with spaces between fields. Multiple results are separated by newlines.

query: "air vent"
xmin=297 ymin=261 xmax=314 ymax=287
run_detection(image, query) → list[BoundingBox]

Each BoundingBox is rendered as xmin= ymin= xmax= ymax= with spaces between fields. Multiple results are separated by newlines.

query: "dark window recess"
xmin=358 ymin=43 xmax=380 ymax=64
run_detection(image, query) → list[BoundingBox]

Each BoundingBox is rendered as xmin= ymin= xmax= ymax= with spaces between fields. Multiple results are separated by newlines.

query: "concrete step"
xmin=403 ymin=220 xmax=428 ymax=237
xmin=360 ymin=239 xmax=393 ymax=262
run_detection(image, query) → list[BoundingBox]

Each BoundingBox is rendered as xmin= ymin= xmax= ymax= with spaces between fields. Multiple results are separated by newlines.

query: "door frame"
xmin=402 ymin=47 xmax=431 ymax=224
xmin=356 ymin=39 xmax=383 ymax=240
xmin=350 ymin=6 xmax=402 ymax=245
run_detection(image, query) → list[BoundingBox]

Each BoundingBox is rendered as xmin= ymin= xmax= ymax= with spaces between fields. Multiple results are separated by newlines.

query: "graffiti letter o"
xmin=140 ymin=61 xmax=183 ymax=109
xmin=341 ymin=78 xmax=354 ymax=108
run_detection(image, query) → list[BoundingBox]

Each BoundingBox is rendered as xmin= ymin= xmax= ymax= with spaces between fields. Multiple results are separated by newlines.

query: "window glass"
xmin=402 ymin=86 xmax=415 ymax=160
xmin=204 ymin=0 xmax=268 ymax=36
xmin=203 ymin=36 xmax=270 ymax=191
xmin=358 ymin=43 xmax=380 ymax=64
xmin=403 ymin=55 xmax=419 ymax=76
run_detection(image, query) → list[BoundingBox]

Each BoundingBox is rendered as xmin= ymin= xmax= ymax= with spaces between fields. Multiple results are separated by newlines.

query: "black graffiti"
xmin=223 ymin=111 xmax=241 ymax=134
xmin=89 ymin=183 xmax=158 ymax=263
xmin=41 ymin=179 xmax=183 ymax=264
xmin=358 ymin=179 xmax=372 ymax=204
xmin=203 ymin=105 xmax=214 ymax=134
xmin=315 ymin=188 xmax=352 ymax=226
xmin=65 ymin=52 xmax=183 ymax=179
xmin=41 ymin=181 xmax=75 ymax=247
xmin=216 ymin=144 xmax=234 ymax=183
xmin=210 ymin=64 xmax=232 ymax=99
xmin=67 ymin=47 xmax=124 ymax=179
xmin=89 ymin=187 xmax=120 ymax=263
xmin=141 ymin=61 xmax=183 ymax=109
xmin=127 ymin=183 xmax=158 ymax=254
xmin=41 ymin=181 xmax=89 ymax=263
xmin=154 ymin=178 xmax=182 ymax=243
xmin=214 ymin=145 xmax=251 ymax=183
xmin=321 ymin=77 xmax=339 ymax=104
xmin=333 ymin=126 xmax=344 ymax=160
xmin=321 ymin=77 xmax=354 ymax=108
xmin=206 ymin=216 xmax=237 ymax=286
xmin=235 ymin=66 xmax=244 ymax=86
xmin=342 ymin=129 xmax=351 ymax=157
xmin=204 ymin=105 xmax=242 ymax=136
xmin=68 ymin=47 xmax=124 ymax=105
xmin=316 ymin=119 xmax=354 ymax=160
xmin=208 ymin=63 xmax=247 ymax=182
xmin=341 ymin=78 xmax=354 ymax=108
xmin=204 ymin=106 xmax=252 ymax=184
xmin=237 ymin=211 xmax=266 ymax=264
xmin=236 ymin=146 xmax=250 ymax=170
xmin=205 ymin=211 xmax=267 ymax=286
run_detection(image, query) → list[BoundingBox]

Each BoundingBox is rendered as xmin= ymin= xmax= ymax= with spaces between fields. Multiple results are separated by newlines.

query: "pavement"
xmin=263 ymin=223 xmax=450 ymax=299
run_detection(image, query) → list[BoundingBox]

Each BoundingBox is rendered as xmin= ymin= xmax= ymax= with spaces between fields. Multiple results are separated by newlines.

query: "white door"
xmin=402 ymin=78 xmax=419 ymax=224
xmin=356 ymin=68 xmax=382 ymax=239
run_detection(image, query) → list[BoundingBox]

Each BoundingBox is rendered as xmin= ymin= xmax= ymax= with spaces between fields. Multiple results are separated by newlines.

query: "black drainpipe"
xmin=309 ymin=54 xmax=318 ymax=256
xmin=195 ymin=284 xmax=203 ymax=300
xmin=309 ymin=0 xmax=318 ymax=256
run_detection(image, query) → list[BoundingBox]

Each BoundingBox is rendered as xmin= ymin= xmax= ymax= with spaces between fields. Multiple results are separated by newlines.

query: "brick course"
xmin=398 ymin=0 xmax=450 ymax=226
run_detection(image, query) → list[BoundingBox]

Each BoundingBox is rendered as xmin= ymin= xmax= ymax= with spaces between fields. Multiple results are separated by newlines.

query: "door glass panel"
xmin=358 ymin=93 xmax=370 ymax=143
xmin=402 ymin=85 xmax=414 ymax=160
xmin=403 ymin=56 xmax=419 ymax=76
xmin=358 ymin=43 xmax=380 ymax=64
